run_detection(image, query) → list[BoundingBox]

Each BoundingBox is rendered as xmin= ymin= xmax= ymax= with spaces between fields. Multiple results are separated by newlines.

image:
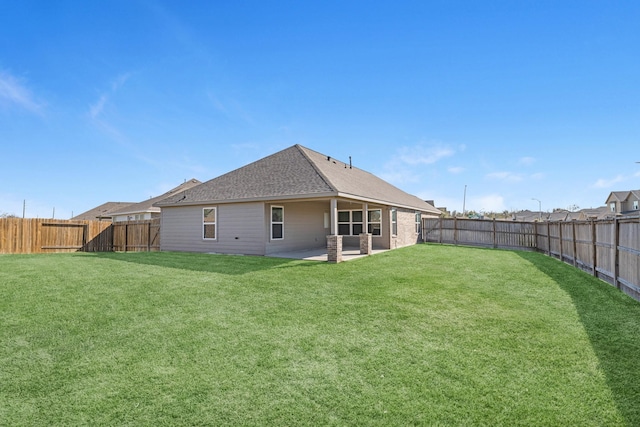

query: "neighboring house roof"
xmin=71 ymin=202 xmax=135 ymax=221
xmin=156 ymin=145 xmax=441 ymax=214
xmin=606 ymin=191 xmax=631 ymax=203
xmin=547 ymin=211 xmax=569 ymax=221
xmin=580 ymin=206 xmax=610 ymax=220
xmin=110 ymin=179 xmax=202 ymax=217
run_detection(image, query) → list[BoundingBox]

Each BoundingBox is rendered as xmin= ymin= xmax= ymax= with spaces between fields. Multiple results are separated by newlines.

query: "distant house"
xmin=155 ymin=145 xmax=441 ymax=258
xmin=72 ymin=202 xmax=135 ymax=221
xmin=605 ymin=190 xmax=640 ymax=217
xmin=110 ymin=179 xmax=201 ymax=222
xmin=580 ymin=206 xmax=611 ymax=220
xmin=511 ymin=208 xmax=607 ymax=222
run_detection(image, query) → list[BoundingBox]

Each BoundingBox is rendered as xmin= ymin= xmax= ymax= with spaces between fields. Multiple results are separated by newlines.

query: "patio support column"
xmin=327 ymin=235 xmax=343 ymax=263
xmin=327 ymin=198 xmax=342 ymax=263
xmin=363 ymin=203 xmax=368 ymax=234
xmin=330 ymin=198 xmax=338 ymax=235
xmin=359 ymin=232 xmax=372 ymax=255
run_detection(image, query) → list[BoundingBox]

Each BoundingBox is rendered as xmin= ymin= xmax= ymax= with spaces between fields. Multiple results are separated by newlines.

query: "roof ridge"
xmin=295 ymin=144 xmax=338 ymax=192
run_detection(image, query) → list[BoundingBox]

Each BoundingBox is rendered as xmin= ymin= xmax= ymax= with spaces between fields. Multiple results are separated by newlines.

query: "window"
xmin=610 ymin=202 xmax=616 ymax=212
xmin=338 ymin=210 xmax=364 ymax=235
xmin=634 ymin=201 xmax=639 ymax=210
xmin=338 ymin=211 xmax=350 ymax=235
xmin=367 ymin=209 xmax=381 ymax=236
xmin=203 ymin=208 xmax=216 ymax=240
xmin=271 ymin=206 xmax=284 ymax=240
xmin=415 ymin=212 xmax=421 ymax=233
xmin=391 ymin=208 xmax=397 ymax=236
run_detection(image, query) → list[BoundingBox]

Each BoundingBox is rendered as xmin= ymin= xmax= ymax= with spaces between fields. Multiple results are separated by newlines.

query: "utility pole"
xmin=462 ymin=185 xmax=467 ymax=217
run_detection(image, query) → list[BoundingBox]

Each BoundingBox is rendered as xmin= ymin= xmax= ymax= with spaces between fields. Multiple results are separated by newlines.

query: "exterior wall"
xmin=264 ymin=201 xmax=328 ymax=255
xmin=160 ymin=203 xmax=266 ymax=255
xmin=390 ymin=208 xmax=421 ymax=249
xmin=113 ymin=212 xmax=153 ymax=222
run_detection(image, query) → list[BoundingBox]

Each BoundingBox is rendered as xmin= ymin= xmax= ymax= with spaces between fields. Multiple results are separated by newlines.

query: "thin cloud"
xmin=396 ymin=143 xmax=455 ymax=166
xmin=88 ymin=94 xmax=108 ymax=119
xmin=88 ymin=73 xmax=132 ymax=123
xmin=448 ymin=166 xmax=465 ymax=174
xmin=592 ymin=174 xmax=625 ymax=189
xmin=0 ymin=70 xmax=44 ymax=114
xmin=518 ymin=156 xmax=536 ymax=166
xmin=486 ymin=171 xmax=523 ymax=182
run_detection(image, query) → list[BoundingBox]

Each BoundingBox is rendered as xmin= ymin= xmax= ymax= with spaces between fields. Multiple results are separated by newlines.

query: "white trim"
xmin=203 ymin=207 xmax=217 ymax=240
xmin=391 ymin=208 xmax=398 ymax=236
xmin=271 ymin=205 xmax=284 ymax=240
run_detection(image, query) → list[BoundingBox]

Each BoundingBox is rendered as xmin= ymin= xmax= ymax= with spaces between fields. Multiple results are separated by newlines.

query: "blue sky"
xmin=1 ymin=1 xmax=639 ymax=218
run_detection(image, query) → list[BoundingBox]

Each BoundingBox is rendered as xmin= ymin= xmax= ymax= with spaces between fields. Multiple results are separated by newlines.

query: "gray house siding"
xmin=265 ymin=201 xmax=328 ymax=255
xmin=160 ymin=203 xmax=265 ymax=255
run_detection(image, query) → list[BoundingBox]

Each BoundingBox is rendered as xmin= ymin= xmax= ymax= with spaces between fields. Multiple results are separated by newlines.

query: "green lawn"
xmin=1 ymin=245 xmax=639 ymax=426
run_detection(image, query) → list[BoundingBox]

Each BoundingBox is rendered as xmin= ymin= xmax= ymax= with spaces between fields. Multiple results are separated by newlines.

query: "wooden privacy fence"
xmin=0 ymin=218 xmax=160 ymax=254
xmin=423 ymin=217 xmax=640 ymax=302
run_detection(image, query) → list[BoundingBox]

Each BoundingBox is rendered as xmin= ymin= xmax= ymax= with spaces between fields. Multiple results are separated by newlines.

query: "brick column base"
xmin=359 ymin=233 xmax=372 ymax=255
xmin=327 ymin=235 xmax=342 ymax=263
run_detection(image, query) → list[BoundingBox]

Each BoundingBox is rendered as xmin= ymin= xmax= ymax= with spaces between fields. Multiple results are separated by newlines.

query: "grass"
xmin=1 ymin=244 xmax=639 ymax=426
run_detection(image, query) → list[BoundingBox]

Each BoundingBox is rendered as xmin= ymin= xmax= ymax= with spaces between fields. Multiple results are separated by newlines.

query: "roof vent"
xmin=327 ymin=156 xmax=331 ymax=161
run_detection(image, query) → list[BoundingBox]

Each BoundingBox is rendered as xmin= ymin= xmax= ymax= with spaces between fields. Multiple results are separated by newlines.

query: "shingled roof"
xmin=156 ymin=145 xmax=441 ymax=214
xmin=110 ymin=178 xmax=202 ymax=217
xmin=71 ymin=201 xmax=135 ymax=221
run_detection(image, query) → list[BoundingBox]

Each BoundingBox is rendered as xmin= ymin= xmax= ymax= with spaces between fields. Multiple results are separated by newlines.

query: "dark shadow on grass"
xmin=516 ymin=251 xmax=640 ymax=425
xmin=88 ymin=251 xmax=318 ymax=275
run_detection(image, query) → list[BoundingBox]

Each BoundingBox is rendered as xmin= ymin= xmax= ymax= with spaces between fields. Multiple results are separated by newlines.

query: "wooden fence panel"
xmin=111 ymin=219 xmax=161 ymax=252
xmin=574 ymin=222 xmax=594 ymax=273
xmin=595 ymin=221 xmax=615 ymax=285
xmin=0 ymin=218 xmax=157 ymax=254
xmin=0 ymin=219 xmax=112 ymax=254
xmin=560 ymin=222 xmax=575 ymax=265
xmin=618 ymin=220 xmax=640 ymax=299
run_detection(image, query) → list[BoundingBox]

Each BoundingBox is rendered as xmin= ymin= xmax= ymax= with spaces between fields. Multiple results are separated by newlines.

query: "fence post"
xmin=591 ymin=220 xmax=597 ymax=277
xmin=439 ymin=217 xmax=443 ymax=244
xmin=492 ymin=218 xmax=497 ymax=249
xmin=547 ymin=222 xmax=551 ymax=256
xmin=572 ymin=221 xmax=577 ymax=267
xmin=453 ymin=217 xmax=458 ymax=245
xmin=614 ymin=218 xmax=620 ymax=289
xmin=148 ymin=221 xmax=152 ymax=251
xmin=557 ymin=223 xmax=563 ymax=261
xmin=125 ymin=223 xmax=129 ymax=252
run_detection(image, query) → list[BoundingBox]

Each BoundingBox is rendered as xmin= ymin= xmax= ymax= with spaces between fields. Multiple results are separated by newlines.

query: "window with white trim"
xmin=610 ymin=202 xmax=616 ymax=212
xmin=203 ymin=208 xmax=216 ymax=240
xmin=391 ymin=208 xmax=397 ymax=236
xmin=415 ymin=211 xmax=421 ymax=233
xmin=271 ymin=206 xmax=284 ymax=240
xmin=367 ymin=209 xmax=381 ymax=236
xmin=634 ymin=200 xmax=639 ymax=210
xmin=338 ymin=210 xmax=364 ymax=236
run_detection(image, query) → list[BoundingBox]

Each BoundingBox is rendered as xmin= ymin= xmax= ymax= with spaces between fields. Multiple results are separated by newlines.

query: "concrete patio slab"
xmin=269 ymin=246 xmax=388 ymax=262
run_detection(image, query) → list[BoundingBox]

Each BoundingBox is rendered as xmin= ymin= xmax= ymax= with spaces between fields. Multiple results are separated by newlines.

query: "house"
xmin=155 ymin=145 xmax=441 ymax=261
xmin=71 ymin=201 xmax=135 ymax=221
xmin=110 ymin=179 xmax=201 ymax=222
xmin=605 ymin=190 xmax=640 ymax=217
xmin=580 ymin=206 xmax=610 ymax=220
